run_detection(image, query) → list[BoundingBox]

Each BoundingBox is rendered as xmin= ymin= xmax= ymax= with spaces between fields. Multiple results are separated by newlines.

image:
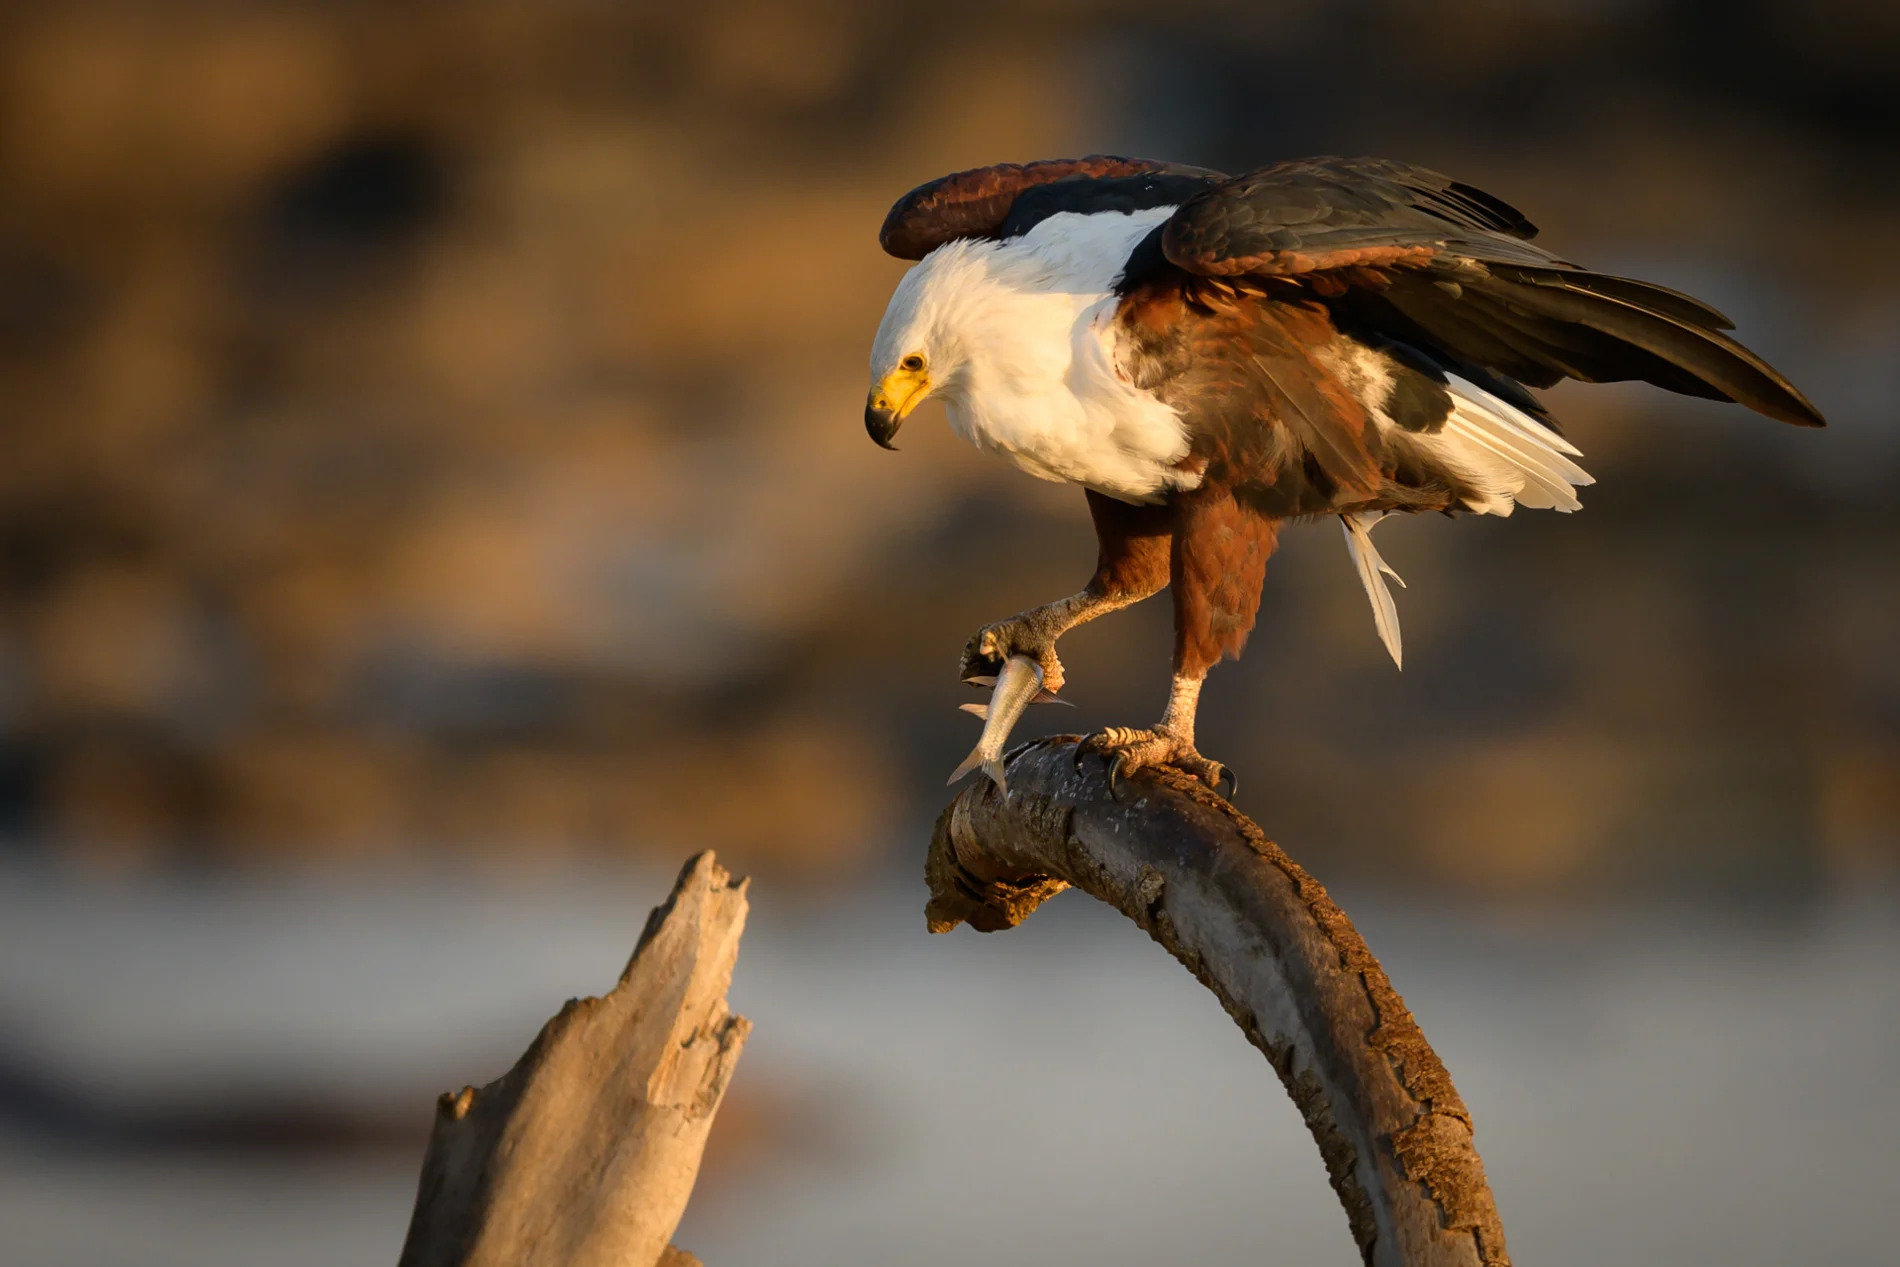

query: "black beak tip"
xmin=864 ymin=402 xmax=901 ymax=451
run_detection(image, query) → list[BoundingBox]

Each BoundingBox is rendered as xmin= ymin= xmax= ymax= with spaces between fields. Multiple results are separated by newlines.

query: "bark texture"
xmin=927 ymin=739 xmax=1509 ymax=1267
xmin=399 ymin=851 xmax=749 ymax=1267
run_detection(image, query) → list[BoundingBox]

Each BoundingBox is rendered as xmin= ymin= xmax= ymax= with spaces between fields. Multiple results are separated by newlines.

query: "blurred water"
xmin=0 ymin=860 xmax=1894 ymax=1267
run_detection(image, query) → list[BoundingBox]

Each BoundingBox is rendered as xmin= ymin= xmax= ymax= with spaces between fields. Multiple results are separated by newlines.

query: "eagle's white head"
xmin=863 ymin=206 xmax=1205 ymax=510
xmin=863 ymin=240 xmax=997 ymax=449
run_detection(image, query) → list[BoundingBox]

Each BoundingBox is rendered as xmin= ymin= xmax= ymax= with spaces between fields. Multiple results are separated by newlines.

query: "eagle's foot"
xmin=1077 ymin=726 xmax=1234 ymax=798
xmin=958 ymin=618 xmax=1065 ymax=695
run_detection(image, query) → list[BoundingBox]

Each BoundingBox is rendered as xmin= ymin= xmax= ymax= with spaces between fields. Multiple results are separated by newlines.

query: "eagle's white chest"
xmin=936 ymin=210 xmax=1202 ymax=503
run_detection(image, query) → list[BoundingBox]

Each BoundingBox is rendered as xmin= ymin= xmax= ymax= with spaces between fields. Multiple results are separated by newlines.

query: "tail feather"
xmin=1341 ymin=512 xmax=1405 ymax=669
xmin=1442 ymin=378 xmax=1594 ymax=512
xmin=1447 ymin=372 xmax=1582 ymax=456
xmin=1392 ymin=374 xmax=1596 ymax=517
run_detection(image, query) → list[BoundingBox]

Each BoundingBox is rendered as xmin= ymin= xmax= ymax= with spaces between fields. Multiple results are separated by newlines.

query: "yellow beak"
xmin=864 ymin=368 xmax=930 ymax=450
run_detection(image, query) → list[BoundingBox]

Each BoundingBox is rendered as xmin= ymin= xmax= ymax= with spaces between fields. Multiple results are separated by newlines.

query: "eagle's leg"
xmin=1084 ymin=673 xmax=1229 ymax=793
xmin=1082 ymin=487 xmax=1279 ymax=793
xmin=957 ymin=491 xmax=1172 ymax=695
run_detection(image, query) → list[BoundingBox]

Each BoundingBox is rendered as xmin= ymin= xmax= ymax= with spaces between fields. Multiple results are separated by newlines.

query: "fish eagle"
xmin=866 ymin=156 xmax=1823 ymax=790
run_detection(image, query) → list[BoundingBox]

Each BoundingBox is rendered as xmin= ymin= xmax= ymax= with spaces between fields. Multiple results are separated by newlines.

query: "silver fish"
xmin=947 ymin=654 xmax=1067 ymax=793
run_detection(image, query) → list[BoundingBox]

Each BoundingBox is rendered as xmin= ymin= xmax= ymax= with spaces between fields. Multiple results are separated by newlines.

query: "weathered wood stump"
xmin=398 ymin=852 xmax=749 ymax=1267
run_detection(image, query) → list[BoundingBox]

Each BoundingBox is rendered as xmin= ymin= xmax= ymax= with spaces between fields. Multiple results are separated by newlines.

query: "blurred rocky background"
xmin=1 ymin=0 xmax=1896 ymax=894
xmin=3 ymin=3 xmax=1898 ymax=1266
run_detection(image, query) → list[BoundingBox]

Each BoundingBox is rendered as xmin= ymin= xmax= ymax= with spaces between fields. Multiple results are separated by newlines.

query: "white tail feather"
xmin=1343 ymin=375 xmax=1593 ymax=667
xmin=1432 ymin=376 xmax=1596 ymax=516
xmin=1442 ymin=411 xmax=1586 ymax=511
xmin=1341 ymin=512 xmax=1404 ymax=669
xmin=1446 ymin=403 xmax=1590 ymax=490
xmin=1448 ymin=375 xmax=1585 ymax=456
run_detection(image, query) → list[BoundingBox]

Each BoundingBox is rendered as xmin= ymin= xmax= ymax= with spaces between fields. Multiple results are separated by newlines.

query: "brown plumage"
xmin=870 ymin=156 xmax=1825 ymax=789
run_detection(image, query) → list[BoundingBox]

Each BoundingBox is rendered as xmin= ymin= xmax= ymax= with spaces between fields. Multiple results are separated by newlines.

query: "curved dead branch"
xmin=926 ymin=739 xmax=1509 ymax=1267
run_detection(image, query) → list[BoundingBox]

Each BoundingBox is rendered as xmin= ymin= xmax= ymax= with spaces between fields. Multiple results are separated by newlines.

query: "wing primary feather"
xmin=1509 ymin=268 xmax=1735 ymax=331
xmin=1484 ymin=275 xmax=1825 ymax=426
xmin=1341 ymin=512 xmax=1404 ymax=669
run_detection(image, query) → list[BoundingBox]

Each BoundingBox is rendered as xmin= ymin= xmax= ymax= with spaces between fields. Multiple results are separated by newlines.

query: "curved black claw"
xmin=1215 ymin=765 xmax=1238 ymax=799
xmin=1105 ymin=753 xmax=1125 ymax=801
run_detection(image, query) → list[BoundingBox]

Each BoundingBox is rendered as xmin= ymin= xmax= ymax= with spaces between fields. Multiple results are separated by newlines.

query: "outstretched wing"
xmin=878 ymin=156 xmax=1224 ymax=260
xmin=1137 ymin=156 xmax=1822 ymax=427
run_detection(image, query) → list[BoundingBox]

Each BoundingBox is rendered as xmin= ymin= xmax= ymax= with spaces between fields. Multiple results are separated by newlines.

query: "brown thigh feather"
xmin=1169 ymin=486 xmax=1282 ymax=677
xmin=1085 ymin=490 xmax=1173 ymax=599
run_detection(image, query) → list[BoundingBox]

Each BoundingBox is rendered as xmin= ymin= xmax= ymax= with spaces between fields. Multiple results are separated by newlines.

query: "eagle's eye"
xmin=900 ymin=354 xmax=926 ymax=373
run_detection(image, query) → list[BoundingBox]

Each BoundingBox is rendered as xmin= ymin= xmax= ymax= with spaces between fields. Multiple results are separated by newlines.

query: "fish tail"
xmin=948 ymin=745 xmax=987 ymax=785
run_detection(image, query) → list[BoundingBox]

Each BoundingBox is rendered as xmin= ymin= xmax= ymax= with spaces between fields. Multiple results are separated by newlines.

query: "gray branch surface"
xmin=398 ymin=852 xmax=749 ymax=1267
xmin=927 ymin=739 xmax=1509 ymax=1267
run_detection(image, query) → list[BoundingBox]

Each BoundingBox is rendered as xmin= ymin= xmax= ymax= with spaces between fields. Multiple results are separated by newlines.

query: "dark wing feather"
xmin=1515 ymin=268 xmax=1734 ymax=331
xmin=1146 ymin=156 xmax=1823 ymax=427
xmin=1160 ymin=156 xmax=1551 ymax=277
xmin=878 ymin=156 xmax=1224 ymax=260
